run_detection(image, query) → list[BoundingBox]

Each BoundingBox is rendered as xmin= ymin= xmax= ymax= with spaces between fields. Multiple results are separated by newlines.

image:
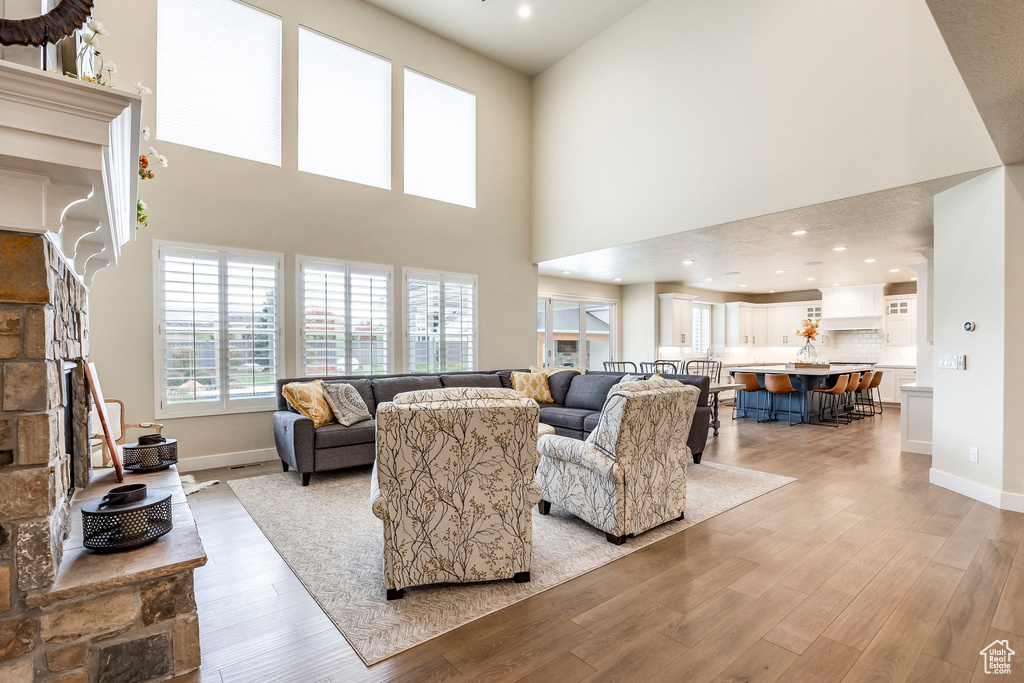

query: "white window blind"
xmin=405 ymin=270 xmax=476 ymax=373
xmin=404 ymin=70 xmax=476 ymax=208
xmin=300 ymin=258 xmax=390 ymax=376
xmin=692 ymin=303 xmax=712 ymax=355
xmin=298 ymin=28 xmax=391 ymax=189
xmin=156 ymin=243 xmax=283 ymax=417
xmin=157 ymin=0 xmax=282 ymax=165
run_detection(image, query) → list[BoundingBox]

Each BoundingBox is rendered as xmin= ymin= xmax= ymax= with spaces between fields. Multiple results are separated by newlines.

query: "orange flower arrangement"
xmin=796 ymin=318 xmax=820 ymax=342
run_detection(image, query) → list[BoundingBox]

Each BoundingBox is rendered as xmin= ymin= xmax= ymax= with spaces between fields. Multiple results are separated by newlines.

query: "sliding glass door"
xmin=537 ymin=297 xmax=615 ymax=371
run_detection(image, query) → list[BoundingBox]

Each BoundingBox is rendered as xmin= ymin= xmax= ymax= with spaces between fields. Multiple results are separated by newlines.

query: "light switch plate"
xmin=970 ymin=447 xmax=979 ymax=463
xmin=940 ymin=355 xmax=967 ymax=370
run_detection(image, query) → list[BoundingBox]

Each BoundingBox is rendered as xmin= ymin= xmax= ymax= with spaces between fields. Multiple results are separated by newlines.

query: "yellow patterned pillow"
xmin=511 ymin=371 xmax=554 ymax=403
xmin=282 ymin=380 xmax=335 ymax=428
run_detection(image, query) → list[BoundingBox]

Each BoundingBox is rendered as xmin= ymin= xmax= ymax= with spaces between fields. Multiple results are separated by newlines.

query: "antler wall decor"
xmin=0 ymin=0 xmax=94 ymax=47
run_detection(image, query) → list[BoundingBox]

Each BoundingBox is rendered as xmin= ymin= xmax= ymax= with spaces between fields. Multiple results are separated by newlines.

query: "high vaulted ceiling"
xmin=537 ymin=172 xmax=985 ymax=291
xmin=926 ymin=0 xmax=1024 ymax=165
xmin=359 ymin=0 xmax=651 ymax=76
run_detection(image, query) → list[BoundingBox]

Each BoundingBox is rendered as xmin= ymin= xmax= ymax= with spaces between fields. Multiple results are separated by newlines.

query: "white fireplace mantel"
xmin=0 ymin=59 xmax=141 ymax=286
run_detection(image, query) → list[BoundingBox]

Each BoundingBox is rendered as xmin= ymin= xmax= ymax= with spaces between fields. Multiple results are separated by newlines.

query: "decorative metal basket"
xmin=82 ymin=484 xmax=173 ymax=551
xmin=122 ymin=434 xmax=178 ymax=472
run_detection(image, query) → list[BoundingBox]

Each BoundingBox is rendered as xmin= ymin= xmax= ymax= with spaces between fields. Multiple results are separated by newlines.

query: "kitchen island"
xmin=728 ymin=364 xmax=875 ymax=423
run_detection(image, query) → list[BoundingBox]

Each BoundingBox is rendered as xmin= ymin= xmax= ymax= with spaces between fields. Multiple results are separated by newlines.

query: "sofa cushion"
xmin=565 ymin=373 xmax=624 ymax=411
xmin=547 ymin=370 xmax=578 ymax=405
xmin=372 ymin=375 xmax=443 ymax=404
xmin=440 ymin=373 xmax=503 ymax=389
xmin=323 ymin=378 xmax=375 ymax=416
xmin=583 ymin=412 xmax=601 ymax=435
xmin=315 ymin=419 xmax=376 ymax=449
xmin=538 ymin=406 xmax=594 ymax=431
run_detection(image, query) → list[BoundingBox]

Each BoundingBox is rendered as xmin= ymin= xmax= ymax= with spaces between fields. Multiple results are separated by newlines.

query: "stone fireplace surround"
xmin=0 ymin=233 xmax=208 ymax=682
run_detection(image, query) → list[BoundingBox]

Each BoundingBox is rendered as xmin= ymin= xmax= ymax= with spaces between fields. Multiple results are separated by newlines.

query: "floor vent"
xmin=229 ymin=463 xmax=265 ymax=470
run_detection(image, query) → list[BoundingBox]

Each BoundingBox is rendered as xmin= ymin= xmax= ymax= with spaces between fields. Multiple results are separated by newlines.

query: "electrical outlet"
xmin=970 ymin=447 xmax=979 ymax=463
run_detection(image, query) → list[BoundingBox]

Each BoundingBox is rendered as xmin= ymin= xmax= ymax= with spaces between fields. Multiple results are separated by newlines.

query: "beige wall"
xmin=933 ymin=169 xmax=1006 ymax=496
xmin=1002 ymin=165 xmax=1024 ymax=497
xmin=532 ymin=0 xmax=999 ymax=262
xmin=88 ymin=0 xmax=535 ymax=463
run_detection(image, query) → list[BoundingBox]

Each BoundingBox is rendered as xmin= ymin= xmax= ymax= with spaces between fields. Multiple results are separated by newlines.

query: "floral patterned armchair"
xmin=536 ymin=380 xmax=700 ymax=545
xmin=371 ymin=387 xmax=542 ymax=600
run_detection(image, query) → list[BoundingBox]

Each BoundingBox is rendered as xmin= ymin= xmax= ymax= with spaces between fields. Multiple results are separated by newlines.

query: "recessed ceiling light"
xmin=865 ymin=258 xmax=877 ymax=263
xmin=833 ymin=246 xmax=847 ymax=251
xmin=769 ymin=290 xmax=776 ymax=293
xmin=740 ymin=284 xmax=748 ymax=288
xmin=682 ymin=259 xmax=695 ymax=266
xmin=807 ymin=277 xmax=816 ymax=281
xmin=705 ymin=278 xmax=713 ymax=282
xmin=775 ymin=269 xmax=785 ymax=274
xmin=561 ymin=270 xmax=571 ymax=275
xmin=910 ymin=277 xmax=918 ymax=281
xmin=791 ymin=230 xmax=808 ymax=236
xmin=613 ymin=278 xmax=622 ymax=282
xmin=518 ymin=5 xmax=532 ymax=18
xmin=833 ymin=283 xmax=841 ymax=287
xmin=889 ymin=268 xmax=899 ymax=273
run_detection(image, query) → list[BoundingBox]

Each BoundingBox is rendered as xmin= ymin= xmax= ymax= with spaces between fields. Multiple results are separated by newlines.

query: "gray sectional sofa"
xmin=273 ymin=369 xmax=712 ymax=485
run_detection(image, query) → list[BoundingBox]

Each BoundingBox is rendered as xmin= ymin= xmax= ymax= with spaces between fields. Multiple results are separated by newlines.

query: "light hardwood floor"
xmin=185 ymin=407 xmax=1024 ymax=682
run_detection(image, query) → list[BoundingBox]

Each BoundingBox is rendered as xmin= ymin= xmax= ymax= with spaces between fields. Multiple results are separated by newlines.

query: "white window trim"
xmin=153 ymin=240 xmax=285 ymax=418
xmin=294 ymin=255 xmax=394 ymax=377
xmin=402 ymin=268 xmax=478 ymax=373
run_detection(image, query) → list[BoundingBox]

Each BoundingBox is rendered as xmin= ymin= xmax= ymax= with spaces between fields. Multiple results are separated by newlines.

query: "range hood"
xmin=818 ymin=284 xmax=885 ymax=330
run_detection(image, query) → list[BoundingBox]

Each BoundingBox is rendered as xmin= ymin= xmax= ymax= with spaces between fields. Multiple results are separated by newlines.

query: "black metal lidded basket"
xmin=122 ymin=434 xmax=178 ymax=472
xmin=82 ymin=484 xmax=173 ymax=551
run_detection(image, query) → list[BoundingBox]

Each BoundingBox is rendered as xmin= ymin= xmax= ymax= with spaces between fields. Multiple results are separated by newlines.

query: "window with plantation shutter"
xmin=405 ymin=270 xmax=476 ymax=373
xmin=299 ymin=257 xmax=390 ymax=377
xmin=155 ymin=243 xmax=283 ymax=417
xmin=692 ymin=303 xmax=712 ymax=355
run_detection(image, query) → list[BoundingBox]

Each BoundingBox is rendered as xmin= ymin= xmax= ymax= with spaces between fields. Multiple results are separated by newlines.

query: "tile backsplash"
xmin=827 ymin=329 xmax=917 ymax=364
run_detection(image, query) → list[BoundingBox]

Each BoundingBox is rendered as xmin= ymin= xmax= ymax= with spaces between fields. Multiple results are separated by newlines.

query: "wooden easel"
xmin=84 ymin=362 xmax=124 ymax=483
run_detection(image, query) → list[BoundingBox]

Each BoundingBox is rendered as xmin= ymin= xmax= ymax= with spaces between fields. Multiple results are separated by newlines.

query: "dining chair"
xmin=685 ymin=360 xmax=723 ymax=382
xmin=604 ymin=361 xmax=638 ymax=373
xmin=640 ymin=360 xmax=678 ymax=374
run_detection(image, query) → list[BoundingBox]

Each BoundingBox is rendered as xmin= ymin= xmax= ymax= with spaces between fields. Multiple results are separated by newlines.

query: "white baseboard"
xmin=929 ymin=468 xmax=1008 ymax=509
xmin=1001 ymin=490 xmax=1024 ymax=513
xmin=176 ymin=447 xmax=278 ymax=473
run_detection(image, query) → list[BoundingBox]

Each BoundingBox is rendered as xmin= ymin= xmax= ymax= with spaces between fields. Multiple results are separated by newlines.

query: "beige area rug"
xmin=227 ymin=461 xmax=794 ymax=666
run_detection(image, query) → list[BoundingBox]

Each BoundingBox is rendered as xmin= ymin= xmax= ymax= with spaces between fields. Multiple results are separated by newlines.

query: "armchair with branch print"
xmin=371 ymin=387 xmax=542 ymax=600
xmin=536 ymin=380 xmax=699 ymax=545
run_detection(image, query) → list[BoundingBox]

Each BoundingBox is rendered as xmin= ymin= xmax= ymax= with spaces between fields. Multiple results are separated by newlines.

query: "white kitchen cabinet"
xmin=751 ymin=307 xmax=767 ymax=347
xmin=895 ymin=368 xmax=916 ymax=402
xmin=885 ymin=296 xmax=916 ymax=347
xmin=766 ymin=305 xmax=806 ymax=346
xmin=725 ymin=302 xmax=754 ymax=346
xmin=727 ymin=300 xmax=823 ymax=348
xmin=875 ymin=366 xmax=916 ymax=404
xmin=659 ymin=294 xmax=695 ymax=348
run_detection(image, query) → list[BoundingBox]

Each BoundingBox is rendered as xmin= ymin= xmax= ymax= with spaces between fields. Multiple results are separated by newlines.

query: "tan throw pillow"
xmin=322 ymin=382 xmax=372 ymax=426
xmin=282 ymin=380 xmax=335 ymax=428
xmin=511 ymin=371 xmax=554 ymax=403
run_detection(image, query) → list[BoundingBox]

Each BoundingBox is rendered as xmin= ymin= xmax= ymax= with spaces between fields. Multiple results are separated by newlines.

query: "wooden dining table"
xmin=708 ymin=381 xmax=744 ymax=436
